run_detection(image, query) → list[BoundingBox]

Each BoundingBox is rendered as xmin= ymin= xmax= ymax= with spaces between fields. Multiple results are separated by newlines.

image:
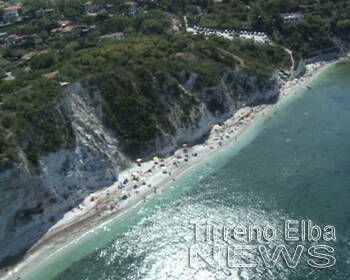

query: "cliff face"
xmin=293 ymin=42 xmax=346 ymax=78
xmin=153 ymin=69 xmax=280 ymax=155
xmin=0 ymin=67 xmax=280 ymax=265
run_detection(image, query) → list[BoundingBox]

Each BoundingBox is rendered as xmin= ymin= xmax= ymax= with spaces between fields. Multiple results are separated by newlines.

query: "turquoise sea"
xmin=23 ymin=61 xmax=350 ymax=280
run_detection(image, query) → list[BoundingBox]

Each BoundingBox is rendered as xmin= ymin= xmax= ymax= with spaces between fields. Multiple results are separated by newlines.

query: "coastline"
xmin=1 ymin=56 xmax=347 ymax=280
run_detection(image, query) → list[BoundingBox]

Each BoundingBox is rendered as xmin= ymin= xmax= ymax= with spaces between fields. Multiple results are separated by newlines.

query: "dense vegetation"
xmin=153 ymin=0 xmax=350 ymax=58
xmin=0 ymin=32 xmax=288 ymax=163
xmin=0 ymin=0 xmax=348 ymax=165
xmin=65 ymin=35 xmax=287 ymax=155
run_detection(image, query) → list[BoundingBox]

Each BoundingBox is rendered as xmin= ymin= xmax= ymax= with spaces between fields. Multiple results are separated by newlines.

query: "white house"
xmin=3 ymin=4 xmax=22 ymax=23
xmin=281 ymin=13 xmax=303 ymax=24
xmin=100 ymin=32 xmax=124 ymax=40
xmin=84 ymin=1 xmax=100 ymax=14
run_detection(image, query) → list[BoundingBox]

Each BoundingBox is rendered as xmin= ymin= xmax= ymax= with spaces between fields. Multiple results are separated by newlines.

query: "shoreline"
xmin=0 ymin=56 xmax=347 ymax=280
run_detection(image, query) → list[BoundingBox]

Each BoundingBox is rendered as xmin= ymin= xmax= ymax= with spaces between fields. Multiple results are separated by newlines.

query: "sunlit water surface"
xmin=23 ymin=62 xmax=350 ymax=280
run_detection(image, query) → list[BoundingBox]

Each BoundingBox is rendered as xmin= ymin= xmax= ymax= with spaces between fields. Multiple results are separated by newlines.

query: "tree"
xmin=101 ymin=15 xmax=130 ymax=33
xmin=337 ymin=20 xmax=350 ymax=36
xmin=30 ymin=52 xmax=58 ymax=70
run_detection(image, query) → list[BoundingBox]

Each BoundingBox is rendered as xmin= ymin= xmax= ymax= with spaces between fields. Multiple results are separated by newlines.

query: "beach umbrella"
xmin=136 ymin=158 xmax=142 ymax=163
xmin=120 ymin=191 xmax=128 ymax=198
xmin=213 ymin=124 xmax=220 ymax=131
xmin=112 ymin=174 xmax=119 ymax=182
xmin=153 ymin=156 xmax=159 ymax=161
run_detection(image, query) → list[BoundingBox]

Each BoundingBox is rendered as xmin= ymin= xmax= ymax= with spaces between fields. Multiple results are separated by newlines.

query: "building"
xmin=126 ymin=2 xmax=139 ymax=15
xmin=100 ymin=32 xmax=124 ymax=40
xmin=281 ymin=13 xmax=303 ymax=24
xmin=3 ymin=3 xmax=22 ymax=23
xmin=5 ymin=34 xmax=24 ymax=46
xmin=0 ymin=1 xmax=6 ymax=9
xmin=51 ymin=20 xmax=75 ymax=33
xmin=21 ymin=49 xmax=49 ymax=61
xmin=42 ymin=71 xmax=58 ymax=79
xmin=0 ymin=32 xmax=7 ymax=43
xmin=84 ymin=1 xmax=100 ymax=14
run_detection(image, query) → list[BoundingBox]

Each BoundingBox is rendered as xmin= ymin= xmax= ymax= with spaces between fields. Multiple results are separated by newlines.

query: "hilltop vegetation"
xmin=0 ymin=32 xmax=289 ymax=164
xmin=152 ymin=0 xmax=350 ymax=58
xmin=0 ymin=0 xmax=348 ymax=166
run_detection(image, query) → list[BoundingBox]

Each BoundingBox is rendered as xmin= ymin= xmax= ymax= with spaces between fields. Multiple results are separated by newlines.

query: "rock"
xmin=0 ymin=67 xmax=281 ymax=265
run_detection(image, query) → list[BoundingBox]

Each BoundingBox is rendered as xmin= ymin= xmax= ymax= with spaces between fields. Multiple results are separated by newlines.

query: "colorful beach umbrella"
xmin=112 ymin=174 xmax=119 ymax=182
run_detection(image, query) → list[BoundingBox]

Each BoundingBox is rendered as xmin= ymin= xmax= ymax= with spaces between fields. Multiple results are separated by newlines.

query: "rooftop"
xmin=100 ymin=32 xmax=124 ymax=39
xmin=42 ymin=71 xmax=58 ymax=79
xmin=4 ymin=3 xmax=22 ymax=11
xmin=281 ymin=13 xmax=303 ymax=19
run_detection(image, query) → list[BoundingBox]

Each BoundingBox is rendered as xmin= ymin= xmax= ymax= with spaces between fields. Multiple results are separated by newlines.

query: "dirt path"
xmin=283 ymin=47 xmax=295 ymax=80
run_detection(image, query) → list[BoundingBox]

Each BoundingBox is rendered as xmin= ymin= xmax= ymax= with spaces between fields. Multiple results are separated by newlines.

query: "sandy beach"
xmin=0 ymin=56 xmax=347 ymax=280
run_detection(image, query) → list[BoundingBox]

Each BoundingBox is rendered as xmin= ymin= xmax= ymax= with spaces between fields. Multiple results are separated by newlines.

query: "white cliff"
xmin=0 ymin=67 xmax=281 ymax=266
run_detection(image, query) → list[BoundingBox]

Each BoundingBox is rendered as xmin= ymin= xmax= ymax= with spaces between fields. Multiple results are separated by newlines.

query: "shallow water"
xmin=24 ymin=62 xmax=350 ymax=280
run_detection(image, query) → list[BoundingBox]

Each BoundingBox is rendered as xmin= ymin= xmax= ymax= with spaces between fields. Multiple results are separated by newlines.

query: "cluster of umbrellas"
xmin=135 ymin=143 xmax=188 ymax=164
xmin=135 ymin=143 xmax=189 ymax=162
xmin=112 ymin=143 xmax=190 ymax=203
xmin=136 ymin=156 xmax=160 ymax=163
xmin=90 ymin=195 xmax=98 ymax=202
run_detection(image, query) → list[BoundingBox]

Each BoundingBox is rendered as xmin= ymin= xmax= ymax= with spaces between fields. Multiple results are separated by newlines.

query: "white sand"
xmin=0 ymin=57 xmax=347 ymax=280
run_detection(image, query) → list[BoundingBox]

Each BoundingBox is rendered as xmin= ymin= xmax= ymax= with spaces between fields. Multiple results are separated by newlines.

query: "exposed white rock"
xmin=0 ymin=68 xmax=281 ymax=265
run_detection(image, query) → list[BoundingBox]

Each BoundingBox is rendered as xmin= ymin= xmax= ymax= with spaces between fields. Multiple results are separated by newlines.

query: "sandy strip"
xmin=1 ymin=56 xmax=348 ymax=280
